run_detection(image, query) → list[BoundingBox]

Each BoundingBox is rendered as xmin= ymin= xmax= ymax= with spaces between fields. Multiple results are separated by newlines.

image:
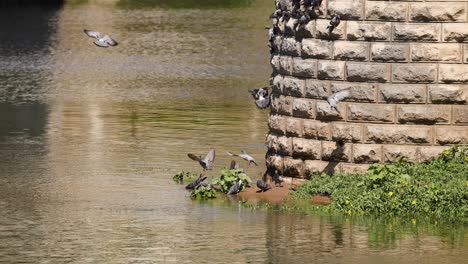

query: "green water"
xmin=0 ymin=0 xmax=466 ymax=263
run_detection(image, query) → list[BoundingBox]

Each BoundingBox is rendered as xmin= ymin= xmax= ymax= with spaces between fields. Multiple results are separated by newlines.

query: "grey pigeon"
xmin=327 ymin=88 xmax=351 ymax=114
xmin=327 ymin=15 xmax=341 ymax=33
xmin=311 ymin=0 xmax=323 ymax=9
xmin=272 ymin=170 xmax=284 ymax=187
xmin=256 ymin=180 xmax=271 ymax=193
xmin=269 ymin=9 xmax=282 ymax=19
xmin=227 ymin=150 xmax=258 ymax=166
xmin=188 ymin=148 xmax=215 ymax=171
xmin=227 ymin=179 xmax=243 ymax=195
xmin=248 ymin=87 xmax=271 ymax=110
xmin=185 ymin=175 xmax=207 ymax=190
xmin=229 ymin=160 xmax=239 ymax=170
xmin=84 ymin=29 xmax=118 ymax=48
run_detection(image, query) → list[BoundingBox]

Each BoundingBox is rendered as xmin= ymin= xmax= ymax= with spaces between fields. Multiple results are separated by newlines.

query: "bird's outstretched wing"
xmin=187 ymin=153 xmax=202 ymax=162
xmin=102 ymin=35 xmax=118 ymax=46
xmin=93 ymin=40 xmax=109 ymax=48
xmin=255 ymin=96 xmax=271 ymax=110
xmin=257 ymin=87 xmax=270 ymax=98
xmin=226 ymin=151 xmax=239 ymax=157
xmin=329 ymin=89 xmax=351 ymax=103
xmin=248 ymin=89 xmax=260 ymax=100
xmin=203 ymin=148 xmax=215 ymax=164
xmin=84 ymin=29 xmax=100 ymax=39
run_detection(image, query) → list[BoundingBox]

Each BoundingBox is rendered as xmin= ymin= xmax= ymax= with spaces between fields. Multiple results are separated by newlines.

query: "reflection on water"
xmin=0 ymin=0 xmax=466 ymax=263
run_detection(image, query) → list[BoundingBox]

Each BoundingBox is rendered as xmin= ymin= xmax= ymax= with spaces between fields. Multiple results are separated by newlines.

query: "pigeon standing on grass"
xmin=227 ymin=150 xmax=258 ymax=166
xmin=326 ymin=15 xmax=341 ymax=33
xmin=83 ymin=29 xmax=118 ymax=48
xmin=227 ymin=179 xmax=243 ymax=195
xmin=185 ymin=175 xmax=207 ymax=190
xmin=187 ymin=148 xmax=215 ymax=171
xmin=327 ymin=88 xmax=351 ymax=114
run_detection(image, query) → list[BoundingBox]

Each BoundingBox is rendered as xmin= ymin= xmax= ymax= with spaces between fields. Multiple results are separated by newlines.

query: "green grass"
xmin=289 ymin=145 xmax=468 ymax=221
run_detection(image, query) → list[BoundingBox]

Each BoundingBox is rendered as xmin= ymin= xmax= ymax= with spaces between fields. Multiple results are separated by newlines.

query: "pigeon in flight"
xmin=187 ymin=148 xmax=215 ymax=171
xmin=256 ymin=180 xmax=271 ymax=193
xmin=227 ymin=150 xmax=258 ymax=166
xmin=185 ymin=175 xmax=207 ymax=190
xmin=227 ymin=179 xmax=243 ymax=195
xmin=248 ymin=87 xmax=271 ymax=110
xmin=327 ymin=15 xmax=341 ymax=33
xmin=84 ymin=29 xmax=118 ymax=48
xmin=272 ymin=170 xmax=284 ymax=187
xmin=327 ymin=88 xmax=351 ymax=114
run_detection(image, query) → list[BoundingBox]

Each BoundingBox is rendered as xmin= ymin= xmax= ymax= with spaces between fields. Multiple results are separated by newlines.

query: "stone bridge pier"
xmin=266 ymin=0 xmax=468 ymax=178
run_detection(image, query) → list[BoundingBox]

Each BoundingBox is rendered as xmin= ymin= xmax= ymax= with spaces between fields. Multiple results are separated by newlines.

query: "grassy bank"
xmin=286 ymin=145 xmax=468 ymax=221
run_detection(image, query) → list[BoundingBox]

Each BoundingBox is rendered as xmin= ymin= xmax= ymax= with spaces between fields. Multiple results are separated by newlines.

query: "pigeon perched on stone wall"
xmin=326 ymin=15 xmax=341 ymax=33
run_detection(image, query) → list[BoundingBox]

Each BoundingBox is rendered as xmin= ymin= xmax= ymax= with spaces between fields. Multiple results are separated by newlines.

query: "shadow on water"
xmin=116 ymin=0 xmax=253 ymax=9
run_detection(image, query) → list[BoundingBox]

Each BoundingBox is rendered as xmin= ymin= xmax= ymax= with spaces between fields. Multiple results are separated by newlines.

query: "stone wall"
xmin=266 ymin=0 xmax=468 ymax=178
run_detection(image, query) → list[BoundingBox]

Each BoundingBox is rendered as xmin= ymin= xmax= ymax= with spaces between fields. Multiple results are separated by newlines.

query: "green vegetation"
xmin=190 ymin=185 xmax=218 ymax=199
xmin=211 ymin=168 xmax=252 ymax=193
xmin=290 ymin=145 xmax=468 ymax=221
xmin=172 ymin=171 xmax=196 ymax=183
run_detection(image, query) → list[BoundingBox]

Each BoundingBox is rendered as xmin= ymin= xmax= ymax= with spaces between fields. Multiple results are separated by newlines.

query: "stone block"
xmin=316 ymin=101 xmax=345 ymax=120
xmin=270 ymin=55 xmax=281 ymax=74
xmin=304 ymin=160 xmax=338 ymax=176
xmin=291 ymin=58 xmax=317 ymax=78
xmin=304 ymin=80 xmax=329 ymax=99
xmin=316 ymin=19 xmax=346 ymax=40
xmin=284 ymin=18 xmax=298 ymax=36
xmin=280 ymin=37 xmax=301 ymax=56
xmin=371 ymin=43 xmax=409 ymax=62
xmin=392 ymin=64 xmax=437 ymax=83
xmin=333 ymin=41 xmax=369 ymax=61
xmin=443 ymin=24 xmax=468 ymax=42
xmin=464 ymin=44 xmax=468 ymax=62
xmin=274 ymin=136 xmax=293 ymax=156
xmin=418 ymin=146 xmax=450 ymax=162
xmin=347 ymin=21 xmax=391 ymax=41
xmin=379 ymin=84 xmax=427 ymax=103
xmin=364 ymin=125 xmax=433 ymax=144
xmin=322 ymin=141 xmax=352 ymax=162
xmin=453 ymin=106 xmax=468 ymax=124
xmin=317 ymin=61 xmax=345 ymax=80
xmin=265 ymin=154 xmax=284 ymax=173
xmin=271 ymin=74 xmax=283 ymax=93
xmin=439 ymin=64 xmax=468 ymax=83
xmin=340 ymin=163 xmax=370 ymax=174
xmin=331 ymin=82 xmax=376 ymax=102
xmin=397 ymin=105 xmax=450 ymax=124
xmin=346 ymin=63 xmax=389 ymax=83
xmin=436 ymin=127 xmax=468 ymax=145
xmin=365 ymin=1 xmax=407 ymax=21
xmin=411 ymin=43 xmax=461 ymax=62
xmin=331 ymin=123 xmax=363 ymax=142
xmin=292 ymin=138 xmax=321 ymax=159
xmin=271 ymin=94 xmax=292 ymax=115
xmin=347 ymin=104 xmax=394 ymax=123
xmin=409 ymin=3 xmax=466 ymax=22
xmin=353 ymin=144 xmax=382 ymax=163
xmin=303 ymin=120 xmax=330 ymax=140
xmin=282 ymin=76 xmax=305 ymax=97
xmin=283 ymin=157 xmax=304 ymax=177
xmin=428 ymin=85 xmax=468 ymax=104
xmin=302 ymin=39 xmax=333 ymax=59
xmin=383 ymin=145 xmax=418 ymax=163
xmin=268 ymin=114 xmax=286 ymax=135
xmin=297 ymin=20 xmax=315 ymax=38
xmin=285 ymin=117 xmax=303 ymax=137
xmin=394 ymin=23 xmax=441 ymax=42
xmin=292 ymin=98 xmax=315 ymax=119
xmin=328 ymin=0 xmax=364 ymax=20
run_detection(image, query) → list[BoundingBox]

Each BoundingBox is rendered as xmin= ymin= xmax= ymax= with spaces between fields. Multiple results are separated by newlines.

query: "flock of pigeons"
xmin=185 ymin=148 xmax=284 ymax=195
xmin=268 ymin=0 xmax=340 ymax=54
xmin=82 ymin=1 xmax=352 ymax=197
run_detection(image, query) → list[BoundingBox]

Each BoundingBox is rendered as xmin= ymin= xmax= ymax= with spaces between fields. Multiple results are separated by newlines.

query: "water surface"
xmin=0 ymin=1 xmax=466 ymax=263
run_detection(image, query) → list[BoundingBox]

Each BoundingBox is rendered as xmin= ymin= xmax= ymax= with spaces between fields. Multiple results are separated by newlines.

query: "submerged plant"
xmin=172 ymin=171 xmax=196 ymax=184
xmin=211 ymin=169 xmax=252 ymax=193
xmin=190 ymin=185 xmax=218 ymax=200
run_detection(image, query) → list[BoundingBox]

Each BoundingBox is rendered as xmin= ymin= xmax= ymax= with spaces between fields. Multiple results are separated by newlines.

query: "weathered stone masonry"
xmin=266 ymin=0 xmax=468 ymax=177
